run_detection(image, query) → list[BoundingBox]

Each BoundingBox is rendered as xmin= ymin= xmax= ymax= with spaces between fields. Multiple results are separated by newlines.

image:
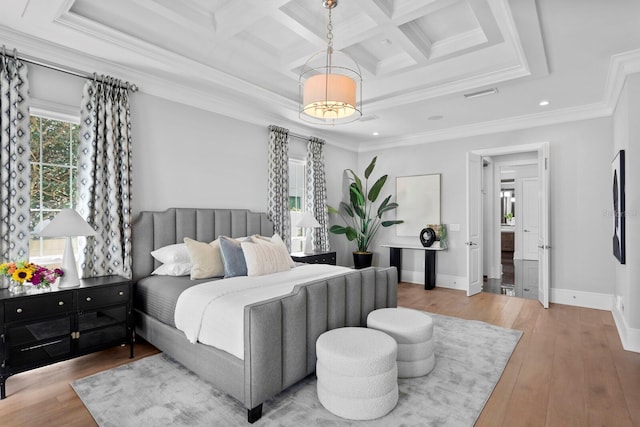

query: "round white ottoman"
xmin=367 ymin=308 xmax=435 ymax=378
xmin=316 ymin=327 xmax=398 ymax=420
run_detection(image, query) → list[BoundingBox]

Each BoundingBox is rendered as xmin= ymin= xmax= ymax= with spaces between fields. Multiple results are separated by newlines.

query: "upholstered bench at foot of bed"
xmin=367 ymin=307 xmax=435 ymax=378
xmin=316 ymin=327 xmax=399 ymax=420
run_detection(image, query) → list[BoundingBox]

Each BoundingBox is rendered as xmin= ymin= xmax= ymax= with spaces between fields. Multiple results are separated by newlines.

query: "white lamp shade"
xmin=297 ymin=212 xmax=321 ymax=255
xmin=39 ymin=209 xmax=96 ymax=237
xmin=297 ymin=211 xmax=321 ymax=228
xmin=303 ymin=74 xmax=356 ymax=119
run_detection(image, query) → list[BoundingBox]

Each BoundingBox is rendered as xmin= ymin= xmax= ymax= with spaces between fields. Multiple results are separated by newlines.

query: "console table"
xmin=381 ymin=244 xmax=446 ymax=290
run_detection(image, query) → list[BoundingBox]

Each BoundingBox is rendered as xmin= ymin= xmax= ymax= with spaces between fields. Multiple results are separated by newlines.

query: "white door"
xmin=537 ymin=144 xmax=550 ymax=308
xmin=466 ymin=152 xmax=483 ymax=296
xmin=522 ymin=178 xmax=539 ymax=260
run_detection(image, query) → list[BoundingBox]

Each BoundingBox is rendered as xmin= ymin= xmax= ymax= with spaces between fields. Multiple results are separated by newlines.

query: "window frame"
xmin=29 ymin=105 xmax=81 ymax=266
xmin=288 ymin=158 xmax=306 ymax=253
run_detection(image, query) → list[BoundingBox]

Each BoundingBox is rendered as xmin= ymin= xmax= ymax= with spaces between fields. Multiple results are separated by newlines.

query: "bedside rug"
xmin=72 ymin=312 xmax=522 ymax=427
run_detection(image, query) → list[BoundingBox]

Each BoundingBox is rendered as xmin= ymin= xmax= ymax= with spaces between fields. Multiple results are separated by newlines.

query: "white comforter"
xmin=174 ymin=264 xmax=351 ymax=359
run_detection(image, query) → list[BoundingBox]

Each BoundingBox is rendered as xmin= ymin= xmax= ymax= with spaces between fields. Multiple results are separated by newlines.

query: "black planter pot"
xmin=353 ymin=252 xmax=373 ymax=269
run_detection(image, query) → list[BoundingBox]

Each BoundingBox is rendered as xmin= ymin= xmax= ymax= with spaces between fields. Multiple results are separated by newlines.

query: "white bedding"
xmin=174 ymin=264 xmax=351 ymax=359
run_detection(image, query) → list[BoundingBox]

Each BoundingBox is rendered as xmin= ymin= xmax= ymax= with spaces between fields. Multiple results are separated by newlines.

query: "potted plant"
xmin=328 ymin=156 xmax=404 ymax=268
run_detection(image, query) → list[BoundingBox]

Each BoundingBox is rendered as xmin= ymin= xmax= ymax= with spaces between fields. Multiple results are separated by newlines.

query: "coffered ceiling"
xmin=1 ymin=0 xmax=639 ymax=151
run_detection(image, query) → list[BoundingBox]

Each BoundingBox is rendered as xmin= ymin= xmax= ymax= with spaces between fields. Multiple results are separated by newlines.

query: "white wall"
xmin=360 ymin=117 xmax=614 ymax=296
xmin=612 ymin=73 xmax=640 ymax=352
xmin=130 ymin=93 xmax=268 ymax=213
xmin=27 ymin=63 xmax=358 ymax=265
xmin=130 ymin=93 xmax=357 ymax=263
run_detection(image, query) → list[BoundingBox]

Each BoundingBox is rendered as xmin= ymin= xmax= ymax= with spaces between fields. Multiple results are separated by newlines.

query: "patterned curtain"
xmin=77 ymin=77 xmax=133 ymax=278
xmin=306 ymin=137 xmax=330 ymax=251
xmin=267 ymin=125 xmax=291 ymax=250
xmin=0 ymin=54 xmax=30 ymax=263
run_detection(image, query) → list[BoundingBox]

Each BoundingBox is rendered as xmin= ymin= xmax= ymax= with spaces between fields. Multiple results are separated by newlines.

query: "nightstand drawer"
xmin=291 ymin=251 xmax=337 ymax=265
xmin=78 ymin=284 xmax=130 ymax=310
xmin=313 ymin=253 xmax=336 ymax=264
xmin=5 ymin=293 xmax=73 ymax=323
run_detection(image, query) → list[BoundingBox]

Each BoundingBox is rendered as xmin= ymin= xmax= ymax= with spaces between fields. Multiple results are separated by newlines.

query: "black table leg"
xmin=389 ymin=247 xmax=402 ymax=282
xmin=424 ymin=250 xmax=436 ymax=290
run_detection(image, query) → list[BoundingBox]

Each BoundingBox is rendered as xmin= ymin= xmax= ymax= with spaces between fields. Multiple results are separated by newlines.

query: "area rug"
xmin=72 ymin=312 xmax=522 ymax=427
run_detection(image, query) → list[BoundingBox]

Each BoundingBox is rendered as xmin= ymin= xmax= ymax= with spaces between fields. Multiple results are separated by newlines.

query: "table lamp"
xmin=38 ymin=208 xmax=96 ymax=288
xmin=297 ymin=211 xmax=321 ymax=254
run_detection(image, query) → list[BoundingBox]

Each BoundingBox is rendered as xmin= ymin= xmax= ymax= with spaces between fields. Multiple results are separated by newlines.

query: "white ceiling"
xmin=1 ymin=0 xmax=640 ymax=151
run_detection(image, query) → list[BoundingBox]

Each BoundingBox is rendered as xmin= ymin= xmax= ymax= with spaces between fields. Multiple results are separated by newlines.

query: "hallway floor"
xmin=484 ymin=251 xmax=538 ymax=300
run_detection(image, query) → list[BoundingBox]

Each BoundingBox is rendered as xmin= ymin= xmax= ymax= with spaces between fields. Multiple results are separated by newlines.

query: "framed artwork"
xmin=612 ymin=150 xmax=625 ymax=264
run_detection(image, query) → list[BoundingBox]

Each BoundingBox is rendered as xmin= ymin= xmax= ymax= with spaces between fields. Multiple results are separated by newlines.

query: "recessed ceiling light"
xmin=372 ymin=132 xmax=379 ymax=136
xmin=539 ymin=100 xmax=550 ymax=106
xmin=428 ymin=115 xmax=443 ymax=121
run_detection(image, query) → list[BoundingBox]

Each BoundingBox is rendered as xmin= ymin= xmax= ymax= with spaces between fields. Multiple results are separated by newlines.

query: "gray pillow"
xmin=219 ymin=236 xmax=248 ymax=278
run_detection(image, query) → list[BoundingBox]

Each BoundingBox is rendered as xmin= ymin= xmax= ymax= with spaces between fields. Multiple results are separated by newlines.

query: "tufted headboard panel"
xmin=131 ymin=208 xmax=273 ymax=283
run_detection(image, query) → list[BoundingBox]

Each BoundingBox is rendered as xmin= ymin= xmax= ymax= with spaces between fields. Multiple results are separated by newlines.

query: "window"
xmin=29 ymin=115 xmax=79 ymax=266
xmin=289 ymin=159 xmax=306 ymax=253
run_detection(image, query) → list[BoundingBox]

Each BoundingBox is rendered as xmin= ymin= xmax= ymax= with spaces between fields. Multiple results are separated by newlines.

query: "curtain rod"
xmin=289 ymin=132 xmax=308 ymax=141
xmin=289 ymin=131 xmax=325 ymax=144
xmin=2 ymin=45 xmax=139 ymax=92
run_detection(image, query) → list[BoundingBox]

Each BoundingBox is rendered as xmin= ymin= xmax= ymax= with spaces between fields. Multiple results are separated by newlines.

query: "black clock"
xmin=419 ymin=227 xmax=436 ymax=247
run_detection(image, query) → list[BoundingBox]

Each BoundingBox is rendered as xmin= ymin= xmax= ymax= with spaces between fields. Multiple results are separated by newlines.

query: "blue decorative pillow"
xmin=219 ymin=236 xmax=248 ymax=278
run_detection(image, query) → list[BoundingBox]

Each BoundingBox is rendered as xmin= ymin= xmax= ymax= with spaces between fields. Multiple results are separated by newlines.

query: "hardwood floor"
xmin=0 ymin=342 xmax=160 ymax=427
xmin=399 ymin=283 xmax=640 ymax=427
xmin=1 ymin=284 xmax=638 ymax=426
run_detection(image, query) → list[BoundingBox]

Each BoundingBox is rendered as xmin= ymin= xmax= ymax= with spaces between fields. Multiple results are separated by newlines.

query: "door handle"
xmin=524 ymin=229 xmax=530 ymax=232
xmin=465 ymin=242 xmax=477 ymax=246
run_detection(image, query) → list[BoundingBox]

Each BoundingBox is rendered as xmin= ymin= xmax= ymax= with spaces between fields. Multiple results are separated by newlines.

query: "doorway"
xmin=483 ymin=157 xmax=539 ymax=299
xmin=466 ymin=143 xmax=550 ymax=308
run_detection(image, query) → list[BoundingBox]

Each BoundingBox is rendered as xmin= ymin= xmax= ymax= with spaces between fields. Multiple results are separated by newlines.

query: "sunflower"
xmin=12 ymin=267 xmax=33 ymax=283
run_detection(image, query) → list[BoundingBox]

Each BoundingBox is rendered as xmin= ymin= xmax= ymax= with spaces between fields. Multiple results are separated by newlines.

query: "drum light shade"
xmin=299 ymin=0 xmax=362 ymax=125
xmin=303 ymin=74 xmax=357 ymax=119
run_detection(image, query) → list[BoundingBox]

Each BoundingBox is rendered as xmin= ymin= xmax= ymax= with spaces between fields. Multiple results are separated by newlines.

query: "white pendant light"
xmin=299 ymin=0 xmax=362 ymax=125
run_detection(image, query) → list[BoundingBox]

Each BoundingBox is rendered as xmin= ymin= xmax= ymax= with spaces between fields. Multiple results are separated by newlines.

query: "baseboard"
xmin=611 ymin=304 xmax=640 ymax=353
xmin=436 ymin=274 xmax=467 ymax=290
xmin=400 ymin=270 xmax=467 ymax=291
xmin=550 ymin=288 xmax=613 ymax=311
xmin=401 ymin=273 xmax=616 ymax=311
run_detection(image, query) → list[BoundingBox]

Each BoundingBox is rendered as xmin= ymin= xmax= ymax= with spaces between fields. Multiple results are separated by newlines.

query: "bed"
xmin=132 ymin=208 xmax=398 ymax=422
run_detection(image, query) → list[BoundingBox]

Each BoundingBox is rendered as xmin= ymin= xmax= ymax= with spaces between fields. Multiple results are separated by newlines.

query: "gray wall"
xmin=27 ymin=62 xmax=358 ymax=265
xmin=358 ymin=117 xmax=614 ymax=296
xmin=613 ymin=73 xmax=640 ymax=335
xmin=27 ymin=60 xmax=623 ymax=300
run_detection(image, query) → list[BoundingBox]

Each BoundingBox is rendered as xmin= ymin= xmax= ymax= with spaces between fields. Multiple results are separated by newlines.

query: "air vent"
xmin=464 ymin=88 xmax=498 ymax=99
xmin=360 ymin=115 xmax=379 ymax=122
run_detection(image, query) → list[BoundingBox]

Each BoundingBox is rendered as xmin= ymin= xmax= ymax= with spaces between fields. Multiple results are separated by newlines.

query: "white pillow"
xmin=151 ymin=243 xmax=190 ymax=264
xmin=184 ymin=238 xmax=225 ymax=280
xmin=242 ymin=238 xmax=293 ymax=277
xmin=253 ymin=234 xmax=296 ymax=268
xmin=151 ymin=262 xmax=192 ymax=276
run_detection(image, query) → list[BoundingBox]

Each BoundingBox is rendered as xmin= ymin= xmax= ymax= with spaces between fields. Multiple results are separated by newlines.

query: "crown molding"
xmin=358 ymin=102 xmax=612 ymax=152
xmin=603 ymin=49 xmax=640 ymax=110
xmin=54 ymin=12 xmax=293 ymax=109
xmin=358 ymin=49 xmax=640 ymax=152
xmin=0 ymin=25 xmax=294 ymax=130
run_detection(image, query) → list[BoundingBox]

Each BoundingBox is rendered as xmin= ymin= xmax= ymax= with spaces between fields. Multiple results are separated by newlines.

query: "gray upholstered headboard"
xmin=131 ymin=208 xmax=273 ymax=283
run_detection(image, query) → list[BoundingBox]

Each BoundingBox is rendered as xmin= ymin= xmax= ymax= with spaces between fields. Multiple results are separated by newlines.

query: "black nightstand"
xmin=0 ymin=275 xmax=134 ymax=399
xmin=291 ymin=251 xmax=337 ymax=265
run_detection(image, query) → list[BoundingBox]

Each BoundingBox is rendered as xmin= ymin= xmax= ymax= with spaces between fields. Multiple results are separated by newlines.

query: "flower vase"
xmin=9 ymin=281 xmax=26 ymax=294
